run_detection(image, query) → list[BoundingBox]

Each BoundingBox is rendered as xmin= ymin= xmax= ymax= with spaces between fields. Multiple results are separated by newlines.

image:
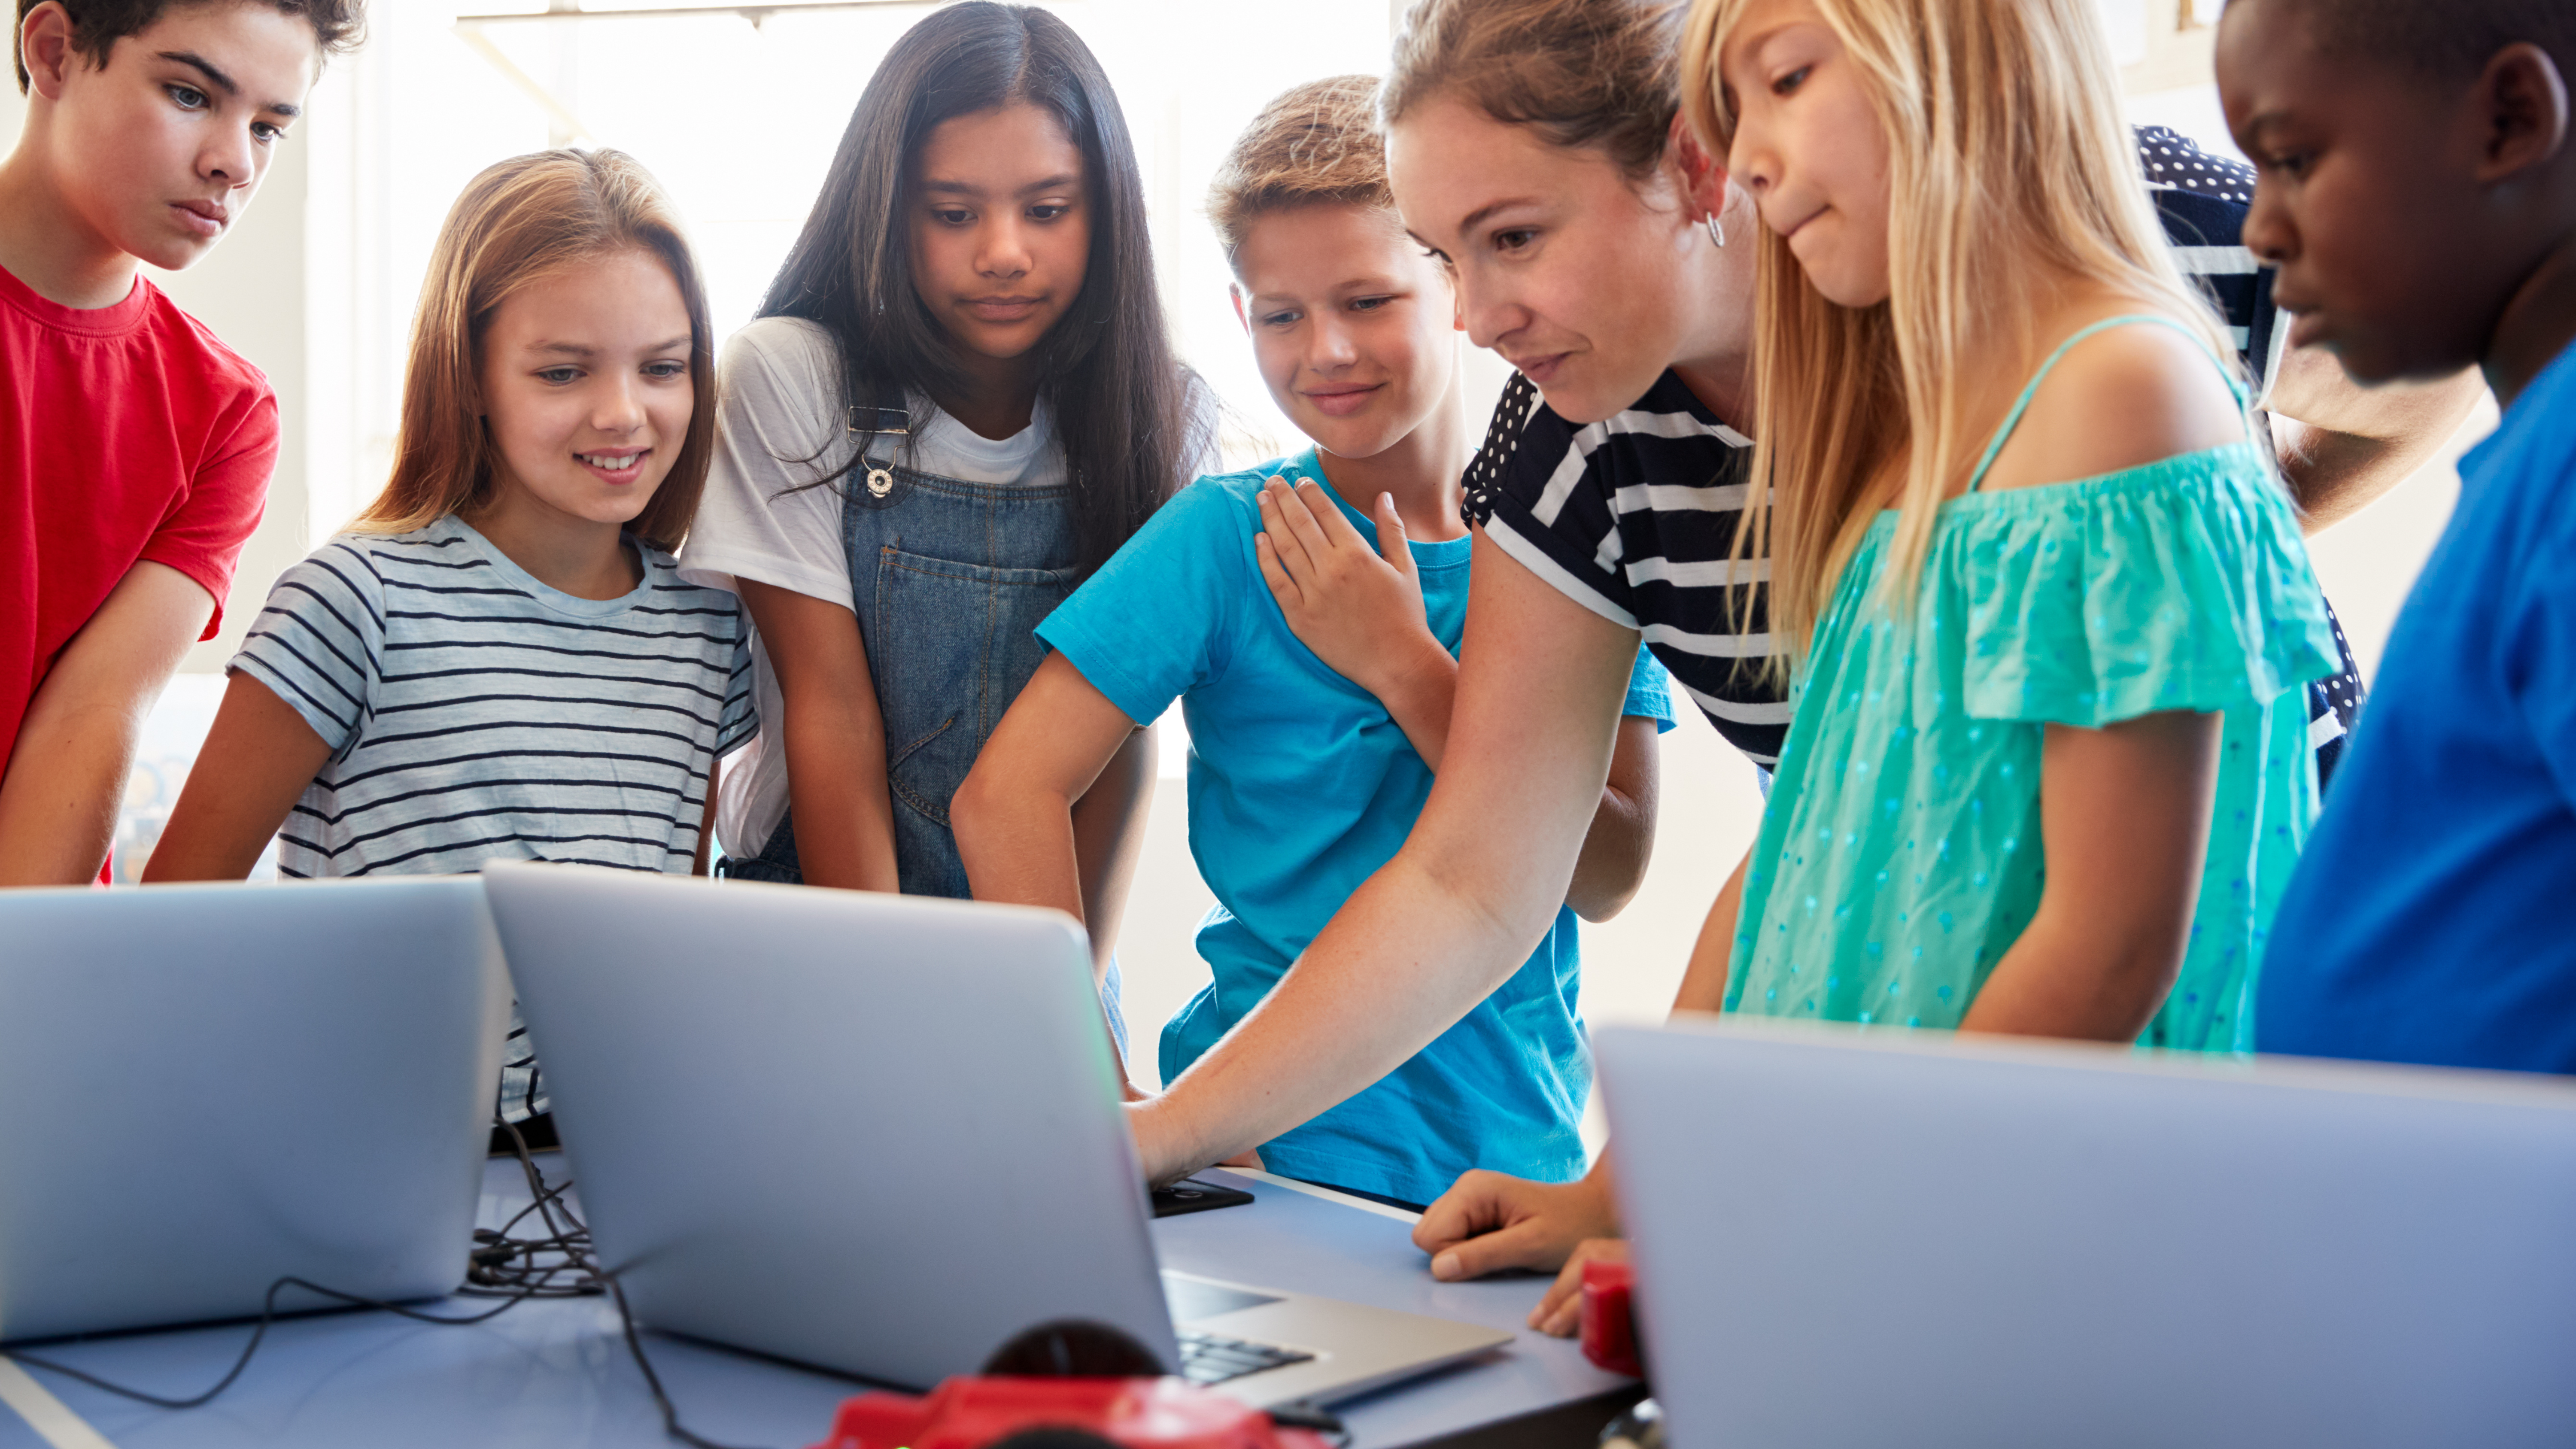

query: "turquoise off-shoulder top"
xmin=1722 ymin=316 xmax=2341 ymax=1052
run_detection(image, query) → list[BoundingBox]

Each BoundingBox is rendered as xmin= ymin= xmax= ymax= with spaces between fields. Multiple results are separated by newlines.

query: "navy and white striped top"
xmin=233 ymin=515 xmax=755 ymax=881
xmin=1465 ymin=369 xmax=1786 ymax=766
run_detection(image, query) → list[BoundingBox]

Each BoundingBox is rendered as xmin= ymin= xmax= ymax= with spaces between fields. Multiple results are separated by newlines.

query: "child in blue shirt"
xmin=2221 ymin=0 xmax=2576 ymax=1070
xmin=951 ymin=77 xmax=1672 ymax=1208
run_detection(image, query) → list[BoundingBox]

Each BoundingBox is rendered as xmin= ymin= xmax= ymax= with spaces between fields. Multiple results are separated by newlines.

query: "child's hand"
xmin=1253 ymin=477 xmax=1447 ymax=701
xmin=1530 ymin=1237 xmax=1628 ymax=1339
xmin=1413 ymin=1167 xmax=1619 ymax=1283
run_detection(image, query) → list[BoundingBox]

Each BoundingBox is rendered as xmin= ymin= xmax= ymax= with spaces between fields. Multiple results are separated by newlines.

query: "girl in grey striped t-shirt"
xmin=149 ymin=150 xmax=753 ymax=1130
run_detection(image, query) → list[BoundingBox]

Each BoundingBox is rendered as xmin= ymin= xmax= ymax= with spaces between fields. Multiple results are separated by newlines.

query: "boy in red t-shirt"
xmin=0 ymin=0 xmax=358 ymax=884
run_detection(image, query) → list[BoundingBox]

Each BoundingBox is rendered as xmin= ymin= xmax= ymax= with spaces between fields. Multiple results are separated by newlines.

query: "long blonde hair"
xmin=1680 ymin=0 xmax=2235 ymax=663
xmin=352 ymin=149 xmax=717 ymax=553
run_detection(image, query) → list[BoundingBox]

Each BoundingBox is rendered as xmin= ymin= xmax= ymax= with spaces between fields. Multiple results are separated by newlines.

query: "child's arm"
xmin=737 ymin=580 xmax=901 ymax=893
xmin=143 ymin=673 xmax=333 ymax=881
xmin=1257 ymin=478 xmax=1658 ymax=919
xmin=1564 ymin=718 xmax=1659 ymax=921
xmin=691 ymin=756 xmax=720 ymax=877
xmin=1960 ymin=313 xmax=2257 ymax=1036
xmin=0 ymin=562 xmax=216 ymax=885
xmin=952 ymin=653 xmax=1146 ymax=1089
xmin=1958 ymin=712 xmax=2221 ymax=1039
xmin=1068 ymin=724 xmax=1154 ymax=979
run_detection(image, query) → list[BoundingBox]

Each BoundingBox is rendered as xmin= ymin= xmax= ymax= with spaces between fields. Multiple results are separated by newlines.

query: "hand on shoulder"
xmin=1976 ymin=309 xmax=2251 ymax=494
xmin=1252 ymin=477 xmax=1446 ymax=698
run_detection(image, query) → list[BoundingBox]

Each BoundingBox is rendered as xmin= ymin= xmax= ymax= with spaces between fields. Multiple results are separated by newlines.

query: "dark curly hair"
xmin=15 ymin=0 xmax=363 ymax=94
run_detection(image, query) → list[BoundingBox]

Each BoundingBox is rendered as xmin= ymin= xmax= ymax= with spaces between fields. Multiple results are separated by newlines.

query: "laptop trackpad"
xmin=1163 ymin=1273 xmax=1282 ymax=1321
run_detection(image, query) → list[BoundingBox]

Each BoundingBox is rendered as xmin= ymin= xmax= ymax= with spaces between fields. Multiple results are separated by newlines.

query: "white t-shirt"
xmin=678 ymin=316 xmax=1066 ymax=856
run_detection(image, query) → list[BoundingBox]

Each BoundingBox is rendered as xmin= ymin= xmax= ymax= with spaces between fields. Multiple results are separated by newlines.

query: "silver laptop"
xmin=1598 ymin=1017 xmax=2576 ymax=1449
xmin=0 ymin=878 xmax=508 ymax=1343
xmin=480 ymin=860 xmax=1507 ymax=1405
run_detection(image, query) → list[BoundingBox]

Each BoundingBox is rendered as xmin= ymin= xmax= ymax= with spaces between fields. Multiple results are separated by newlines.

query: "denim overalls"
xmin=727 ymin=446 xmax=1127 ymax=1050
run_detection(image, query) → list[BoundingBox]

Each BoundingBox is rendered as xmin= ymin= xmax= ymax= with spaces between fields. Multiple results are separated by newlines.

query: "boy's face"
xmin=2218 ymin=0 xmax=2496 ymax=383
xmin=1231 ymin=203 xmax=1461 ymax=464
xmin=478 ymin=247 xmax=697 ymax=532
xmin=30 ymin=0 xmax=319 ymax=273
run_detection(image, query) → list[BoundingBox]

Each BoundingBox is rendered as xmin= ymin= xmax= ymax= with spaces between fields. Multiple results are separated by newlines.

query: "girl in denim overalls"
xmin=678 ymin=2 xmax=1208 ymax=1066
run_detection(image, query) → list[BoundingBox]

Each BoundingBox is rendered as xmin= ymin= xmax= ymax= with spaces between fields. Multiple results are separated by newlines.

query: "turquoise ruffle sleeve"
xmin=1941 ymin=443 xmax=2340 ymax=726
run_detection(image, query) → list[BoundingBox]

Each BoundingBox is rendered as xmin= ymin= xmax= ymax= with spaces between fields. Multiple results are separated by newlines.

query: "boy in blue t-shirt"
xmin=951 ymin=76 xmax=1671 ymax=1209
xmin=2217 ymin=0 xmax=2576 ymax=1069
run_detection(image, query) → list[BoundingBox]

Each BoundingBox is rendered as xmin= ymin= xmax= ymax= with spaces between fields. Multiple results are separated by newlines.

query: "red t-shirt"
xmin=0 ymin=261 xmax=276 ymax=768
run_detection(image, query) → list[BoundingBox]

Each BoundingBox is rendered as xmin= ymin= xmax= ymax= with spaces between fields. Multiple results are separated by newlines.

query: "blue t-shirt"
xmin=1039 ymin=450 xmax=1674 ymax=1205
xmin=2259 ymin=341 xmax=2576 ymax=1071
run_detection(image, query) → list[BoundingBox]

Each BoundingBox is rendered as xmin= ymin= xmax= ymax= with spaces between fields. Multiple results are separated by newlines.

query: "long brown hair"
xmin=353 ymin=148 xmax=717 ymax=553
xmin=1382 ymin=0 xmax=1686 ymax=183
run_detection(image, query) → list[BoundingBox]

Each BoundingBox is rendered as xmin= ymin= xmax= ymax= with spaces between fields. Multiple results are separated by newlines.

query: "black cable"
xmin=6 ymin=1121 xmax=1333 ymax=1449
xmin=7 ymin=1117 xmax=589 ymax=1413
xmin=601 ymin=1270 xmax=767 ymax=1449
xmin=7 ymin=1273 xmax=547 ymax=1410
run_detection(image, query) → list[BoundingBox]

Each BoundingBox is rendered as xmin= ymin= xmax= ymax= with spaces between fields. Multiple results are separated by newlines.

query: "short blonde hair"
xmin=1207 ymin=76 xmax=1392 ymax=264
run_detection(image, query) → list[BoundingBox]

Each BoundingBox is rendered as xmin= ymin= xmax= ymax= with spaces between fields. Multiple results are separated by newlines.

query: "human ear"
xmin=19 ymin=1 xmax=77 ymax=100
xmin=2472 ymin=42 xmax=2570 ymax=183
xmin=1667 ymin=112 xmax=1734 ymax=221
xmin=1229 ymin=283 xmax=1250 ymax=337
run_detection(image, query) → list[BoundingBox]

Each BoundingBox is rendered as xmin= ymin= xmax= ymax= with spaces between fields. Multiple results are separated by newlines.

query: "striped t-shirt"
xmin=1465 ymin=370 xmax=1784 ymax=766
xmin=231 ymin=514 xmax=755 ymax=1119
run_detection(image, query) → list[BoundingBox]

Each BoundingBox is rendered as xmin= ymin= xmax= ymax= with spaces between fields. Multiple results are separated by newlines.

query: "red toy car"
xmin=813 ymin=1376 xmax=1337 ymax=1449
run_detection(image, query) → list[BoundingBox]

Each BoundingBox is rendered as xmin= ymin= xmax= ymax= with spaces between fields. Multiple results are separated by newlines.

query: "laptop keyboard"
xmin=1177 ymin=1328 xmax=1314 ymax=1384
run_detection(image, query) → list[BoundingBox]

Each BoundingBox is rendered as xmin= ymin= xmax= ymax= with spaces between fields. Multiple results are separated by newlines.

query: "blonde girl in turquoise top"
xmin=1687 ymin=0 xmax=2339 ymax=1049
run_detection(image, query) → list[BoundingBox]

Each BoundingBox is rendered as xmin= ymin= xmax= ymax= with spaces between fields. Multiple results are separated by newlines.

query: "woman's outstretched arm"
xmin=1128 ymin=531 xmax=1643 ymax=1183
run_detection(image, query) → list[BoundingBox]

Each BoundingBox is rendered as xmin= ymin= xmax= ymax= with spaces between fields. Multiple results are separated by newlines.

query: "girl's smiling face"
xmin=1386 ymin=95 xmax=1711 ymax=426
xmin=478 ymin=247 xmax=696 ymax=529
xmin=908 ymin=102 xmax=1092 ymax=364
xmin=1231 ymin=203 xmax=1461 ymax=462
xmin=1721 ymin=0 xmax=1894 ymax=307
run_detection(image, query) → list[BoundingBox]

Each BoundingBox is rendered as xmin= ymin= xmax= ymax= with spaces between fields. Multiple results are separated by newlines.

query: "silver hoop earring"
xmin=1704 ymin=211 xmax=1727 ymax=249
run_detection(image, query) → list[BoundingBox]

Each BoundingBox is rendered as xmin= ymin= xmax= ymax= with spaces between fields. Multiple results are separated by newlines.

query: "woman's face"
xmin=479 ymin=246 xmax=695 ymax=528
xmin=1719 ymin=0 xmax=1893 ymax=307
xmin=908 ymin=102 xmax=1092 ymax=363
xmin=1386 ymin=95 xmax=1710 ymax=426
xmin=1231 ymin=202 xmax=1461 ymax=463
